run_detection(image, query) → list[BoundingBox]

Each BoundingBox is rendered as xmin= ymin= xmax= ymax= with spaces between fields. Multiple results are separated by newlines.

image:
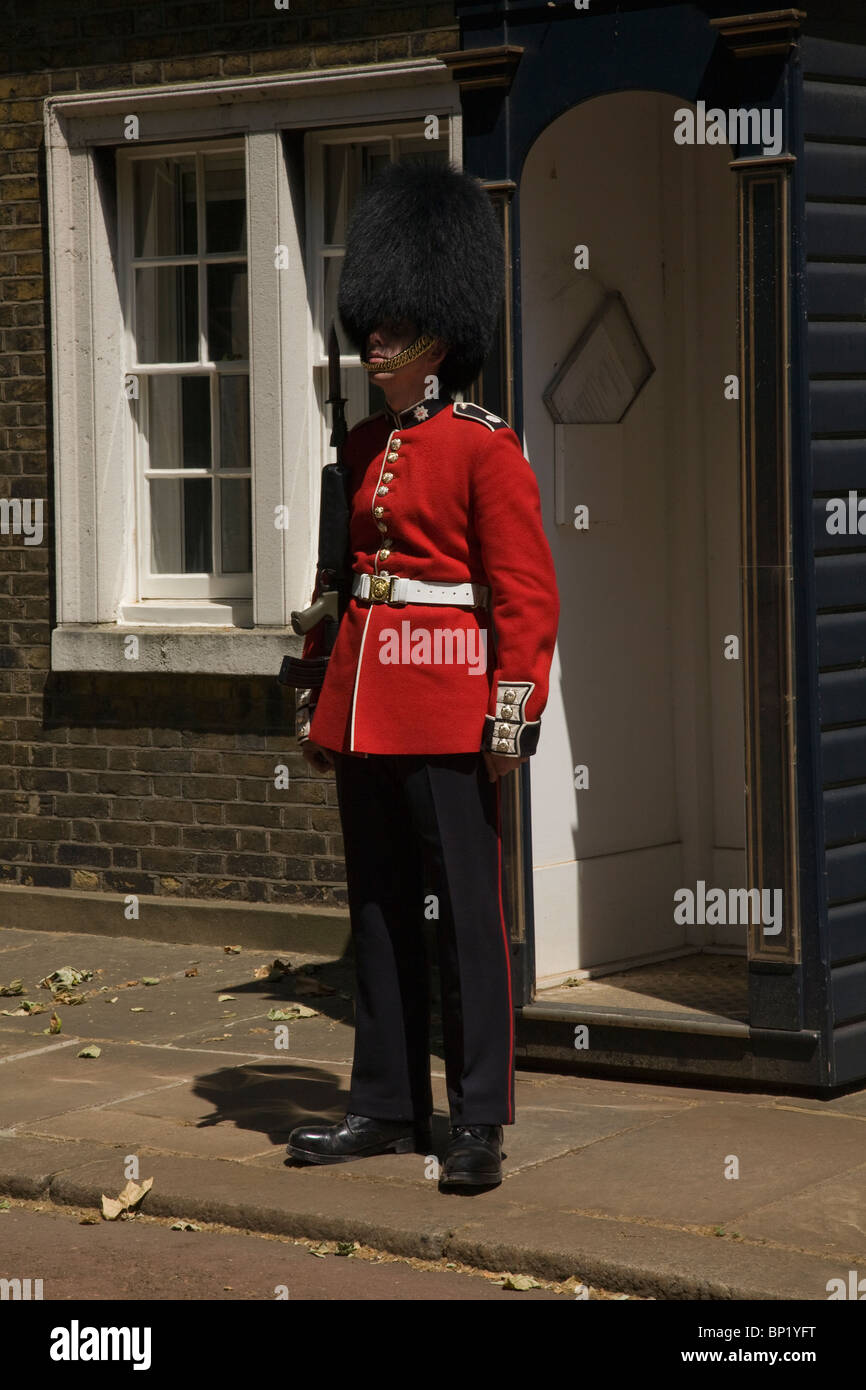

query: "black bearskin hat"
xmin=337 ymin=160 xmax=505 ymax=394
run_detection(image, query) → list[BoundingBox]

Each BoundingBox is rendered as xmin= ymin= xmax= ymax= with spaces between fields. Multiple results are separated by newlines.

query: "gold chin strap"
xmin=362 ymin=333 xmax=436 ymax=373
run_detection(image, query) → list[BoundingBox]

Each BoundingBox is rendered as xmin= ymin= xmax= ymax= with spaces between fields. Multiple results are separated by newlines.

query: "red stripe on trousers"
xmin=494 ymin=776 xmax=514 ymax=1124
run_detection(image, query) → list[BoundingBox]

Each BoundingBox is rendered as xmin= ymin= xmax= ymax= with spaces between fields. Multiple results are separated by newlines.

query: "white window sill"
xmin=51 ymin=622 xmax=302 ymax=675
xmin=119 ymin=600 xmax=254 ymax=626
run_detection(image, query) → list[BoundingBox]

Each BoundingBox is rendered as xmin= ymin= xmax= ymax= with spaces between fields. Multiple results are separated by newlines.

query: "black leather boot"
xmin=440 ymin=1124 xmax=503 ymax=1187
xmin=286 ymin=1111 xmax=433 ymax=1164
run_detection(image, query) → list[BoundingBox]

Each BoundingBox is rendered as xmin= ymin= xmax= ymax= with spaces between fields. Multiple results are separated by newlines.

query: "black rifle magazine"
xmin=277 ymin=654 xmax=330 ymax=690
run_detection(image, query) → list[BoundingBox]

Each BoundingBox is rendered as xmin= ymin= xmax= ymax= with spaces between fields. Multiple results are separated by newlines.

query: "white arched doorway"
xmin=522 ymin=91 xmax=747 ymax=1008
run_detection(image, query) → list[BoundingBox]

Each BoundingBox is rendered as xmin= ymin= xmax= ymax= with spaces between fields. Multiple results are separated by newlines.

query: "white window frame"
xmin=306 ymin=122 xmax=456 ymax=466
xmin=43 ymin=61 xmax=461 ymax=674
xmin=118 ymin=139 xmax=252 ymax=603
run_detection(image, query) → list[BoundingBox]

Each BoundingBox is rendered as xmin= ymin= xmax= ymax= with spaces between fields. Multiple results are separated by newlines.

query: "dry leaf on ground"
xmin=39 ymin=967 xmax=93 ymax=992
xmin=0 ymin=999 xmax=45 ymax=1016
xmin=101 ymin=1177 xmax=153 ymax=1221
xmin=253 ymin=958 xmax=292 ymax=981
xmin=499 ymin=1274 xmax=539 ymax=1291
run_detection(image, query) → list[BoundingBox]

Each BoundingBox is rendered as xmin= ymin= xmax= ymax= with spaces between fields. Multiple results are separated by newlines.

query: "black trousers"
xmin=331 ymin=750 xmax=516 ymax=1127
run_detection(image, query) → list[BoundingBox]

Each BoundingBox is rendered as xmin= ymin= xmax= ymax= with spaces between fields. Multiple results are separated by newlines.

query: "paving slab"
xmin=735 ymin=1162 xmax=866 ymax=1260
xmin=0 ymin=1033 xmax=81 ymax=1062
xmin=0 ymin=986 xmax=353 ymax=1052
xmin=498 ymin=1100 xmax=866 ymax=1227
xmin=0 ymin=926 xmax=357 ymax=1052
xmin=0 ymin=1134 xmax=121 ymax=1198
xmin=772 ymin=1091 xmax=866 ymax=1119
xmin=498 ymin=1097 xmax=697 ymax=1173
xmin=116 ymin=1059 xmax=349 ymax=1127
xmin=25 ymin=1107 xmax=280 ymax=1162
xmin=0 ymin=1040 xmax=264 ymax=1129
xmin=172 ymin=1011 xmax=356 ymax=1060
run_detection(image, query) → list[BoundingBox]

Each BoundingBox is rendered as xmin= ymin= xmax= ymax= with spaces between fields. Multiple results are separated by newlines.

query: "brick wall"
xmin=0 ymin=0 xmax=459 ymax=911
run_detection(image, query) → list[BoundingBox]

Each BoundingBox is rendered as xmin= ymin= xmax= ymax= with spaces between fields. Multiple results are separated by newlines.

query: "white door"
xmin=521 ymin=91 xmax=746 ymax=985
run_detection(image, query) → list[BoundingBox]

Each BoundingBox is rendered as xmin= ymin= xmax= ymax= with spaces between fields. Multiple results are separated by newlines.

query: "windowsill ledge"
xmin=119 ymin=600 xmax=254 ymax=626
xmin=51 ymin=621 xmax=303 ymax=675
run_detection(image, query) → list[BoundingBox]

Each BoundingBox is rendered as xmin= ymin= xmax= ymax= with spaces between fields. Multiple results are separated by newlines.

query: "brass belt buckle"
xmin=368 ymin=574 xmax=393 ymax=603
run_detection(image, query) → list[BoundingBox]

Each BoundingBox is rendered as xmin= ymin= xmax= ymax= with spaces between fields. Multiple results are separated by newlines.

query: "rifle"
xmin=278 ymin=325 xmax=352 ymax=692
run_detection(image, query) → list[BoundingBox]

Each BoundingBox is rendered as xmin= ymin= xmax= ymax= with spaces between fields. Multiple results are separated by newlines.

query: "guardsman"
xmin=287 ymin=161 xmax=560 ymax=1188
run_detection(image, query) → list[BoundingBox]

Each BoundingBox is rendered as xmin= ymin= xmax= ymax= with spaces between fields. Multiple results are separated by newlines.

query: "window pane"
xmin=146 ymin=375 xmax=210 ymax=470
xmin=323 ymin=254 xmax=351 ymax=354
xmin=205 ymin=152 xmax=246 ymax=254
xmin=133 ymin=156 xmax=197 ymax=258
xmin=135 ymin=266 xmax=198 ymax=362
xmin=207 ymin=264 xmax=248 ymax=361
xmin=324 ymin=141 xmax=389 ymax=244
xmin=323 ymin=144 xmax=348 ymax=245
xmin=359 ymin=142 xmax=391 ymax=188
xmin=219 ymin=477 xmax=252 ymax=574
xmin=218 ymin=375 xmax=249 ymax=470
xmin=394 ymin=134 xmax=449 ymax=164
xmin=150 ymin=476 xmax=212 ymax=573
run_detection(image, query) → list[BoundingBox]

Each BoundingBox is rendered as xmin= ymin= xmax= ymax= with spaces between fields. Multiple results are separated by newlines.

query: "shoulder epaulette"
xmin=452 ymin=401 xmax=510 ymax=432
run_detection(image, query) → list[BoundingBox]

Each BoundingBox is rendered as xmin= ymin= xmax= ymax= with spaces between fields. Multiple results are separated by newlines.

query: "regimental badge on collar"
xmin=389 ymin=397 xmax=450 ymax=428
xmin=452 ymin=401 xmax=509 ymax=431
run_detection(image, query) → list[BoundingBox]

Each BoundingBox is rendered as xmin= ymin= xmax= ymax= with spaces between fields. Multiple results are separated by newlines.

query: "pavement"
xmin=1 ymin=924 xmax=865 ymax=1301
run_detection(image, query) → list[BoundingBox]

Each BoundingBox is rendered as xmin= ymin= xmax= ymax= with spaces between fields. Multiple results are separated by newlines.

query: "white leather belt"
xmin=352 ymin=572 xmax=489 ymax=608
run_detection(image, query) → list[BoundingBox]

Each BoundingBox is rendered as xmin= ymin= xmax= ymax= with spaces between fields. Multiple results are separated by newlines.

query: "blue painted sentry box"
xmin=446 ymin=2 xmax=866 ymax=1089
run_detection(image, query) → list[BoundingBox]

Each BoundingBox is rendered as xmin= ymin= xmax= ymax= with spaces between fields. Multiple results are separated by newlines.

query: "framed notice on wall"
xmin=543 ymin=291 xmax=654 ymax=424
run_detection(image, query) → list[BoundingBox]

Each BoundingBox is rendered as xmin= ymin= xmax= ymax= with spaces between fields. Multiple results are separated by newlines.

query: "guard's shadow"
xmin=190 ymin=947 xmax=453 ymax=1158
xmin=191 ymin=1061 xmax=455 ymax=1160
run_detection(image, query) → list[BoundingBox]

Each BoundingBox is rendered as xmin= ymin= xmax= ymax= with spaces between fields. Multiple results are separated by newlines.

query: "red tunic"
xmin=296 ymin=395 xmax=559 ymax=757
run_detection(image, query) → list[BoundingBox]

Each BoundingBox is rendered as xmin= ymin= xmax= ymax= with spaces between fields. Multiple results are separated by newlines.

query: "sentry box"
xmin=443 ymin=3 xmax=866 ymax=1090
